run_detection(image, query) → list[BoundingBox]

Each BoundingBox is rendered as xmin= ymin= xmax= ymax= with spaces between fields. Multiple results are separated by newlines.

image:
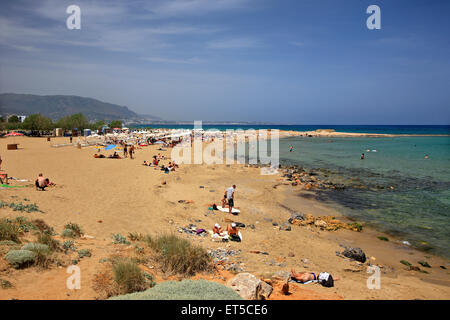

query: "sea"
xmin=135 ymin=124 xmax=450 ymax=258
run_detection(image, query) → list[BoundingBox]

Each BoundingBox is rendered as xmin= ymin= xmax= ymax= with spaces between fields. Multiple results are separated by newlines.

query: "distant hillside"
xmin=0 ymin=93 xmax=161 ymax=121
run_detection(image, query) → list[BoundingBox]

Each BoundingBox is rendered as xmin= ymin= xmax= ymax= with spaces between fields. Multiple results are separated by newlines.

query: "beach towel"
xmin=217 ymin=206 xmax=240 ymax=214
xmin=0 ymin=184 xmax=25 ymax=188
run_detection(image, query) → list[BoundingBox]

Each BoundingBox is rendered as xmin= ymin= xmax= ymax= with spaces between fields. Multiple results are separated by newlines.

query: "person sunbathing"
xmin=94 ymin=154 xmax=105 ymax=158
xmin=143 ymin=161 xmax=148 ymax=166
xmin=35 ymin=173 xmax=48 ymax=191
xmin=290 ymin=268 xmax=317 ymax=283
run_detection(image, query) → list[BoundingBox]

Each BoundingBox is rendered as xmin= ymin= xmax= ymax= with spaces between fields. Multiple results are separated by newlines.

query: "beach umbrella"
xmin=5 ymin=132 xmax=23 ymax=136
xmin=104 ymin=144 xmax=116 ymax=151
xmin=5 ymin=132 xmax=24 ymax=145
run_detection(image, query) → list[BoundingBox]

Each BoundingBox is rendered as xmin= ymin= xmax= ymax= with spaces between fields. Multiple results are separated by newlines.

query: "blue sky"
xmin=0 ymin=0 xmax=449 ymax=124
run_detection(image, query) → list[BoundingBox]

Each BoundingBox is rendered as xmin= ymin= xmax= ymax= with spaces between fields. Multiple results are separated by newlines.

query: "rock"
xmin=418 ymin=261 xmax=431 ymax=268
xmin=342 ymin=247 xmax=367 ymax=263
xmin=314 ymin=220 xmax=327 ymax=229
xmin=259 ymin=280 xmax=273 ymax=299
xmin=289 ymin=212 xmax=305 ymax=222
xmin=279 ymin=223 xmax=291 ymax=231
xmin=272 ymin=270 xmax=291 ymax=282
xmin=281 ymin=282 xmax=289 ymax=295
xmin=227 ymin=273 xmax=263 ymax=300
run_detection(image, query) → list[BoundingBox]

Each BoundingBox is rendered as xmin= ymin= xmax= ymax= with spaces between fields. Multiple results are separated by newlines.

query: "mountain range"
xmin=0 ymin=93 xmax=161 ymax=121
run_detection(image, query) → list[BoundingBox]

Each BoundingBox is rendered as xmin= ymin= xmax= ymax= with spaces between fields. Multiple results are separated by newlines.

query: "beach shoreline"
xmin=0 ymin=136 xmax=449 ymax=300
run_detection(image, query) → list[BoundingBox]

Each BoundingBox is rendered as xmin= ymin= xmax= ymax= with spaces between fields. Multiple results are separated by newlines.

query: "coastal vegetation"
xmin=0 ymin=112 xmax=125 ymax=132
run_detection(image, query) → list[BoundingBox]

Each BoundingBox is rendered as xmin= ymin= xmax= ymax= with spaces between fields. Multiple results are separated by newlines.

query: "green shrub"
xmin=37 ymin=233 xmax=60 ymax=251
xmin=0 ymin=240 xmax=18 ymax=246
xmin=5 ymin=250 xmax=36 ymax=268
xmin=112 ymin=259 xmax=148 ymax=294
xmin=128 ymin=232 xmax=144 ymax=241
xmin=145 ymin=234 xmax=212 ymax=275
xmin=61 ymin=229 xmax=76 ymax=238
xmin=21 ymin=243 xmax=52 ymax=268
xmin=0 ymin=219 xmax=21 ymax=243
xmin=110 ymin=279 xmax=243 ymax=300
xmin=0 ymin=279 xmax=13 ymax=289
xmin=112 ymin=234 xmax=130 ymax=245
xmin=64 ymin=223 xmax=83 ymax=237
xmin=62 ymin=240 xmax=76 ymax=252
xmin=32 ymin=219 xmax=54 ymax=234
xmin=78 ymin=249 xmax=92 ymax=259
xmin=21 ymin=243 xmax=49 ymax=251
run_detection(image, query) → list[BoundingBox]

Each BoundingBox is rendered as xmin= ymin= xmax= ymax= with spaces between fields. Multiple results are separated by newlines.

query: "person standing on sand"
xmin=129 ymin=145 xmax=135 ymax=159
xmin=123 ymin=144 xmax=128 ymax=158
xmin=225 ymin=185 xmax=236 ymax=214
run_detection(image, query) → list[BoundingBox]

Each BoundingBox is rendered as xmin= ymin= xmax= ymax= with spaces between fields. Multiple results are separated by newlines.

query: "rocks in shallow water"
xmin=342 ymin=247 xmax=367 ymax=263
xmin=418 ymin=261 xmax=431 ymax=268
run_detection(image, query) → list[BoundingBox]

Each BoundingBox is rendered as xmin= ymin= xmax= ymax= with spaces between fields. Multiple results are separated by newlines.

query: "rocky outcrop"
xmin=227 ymin=273 xmax=273 ymax=300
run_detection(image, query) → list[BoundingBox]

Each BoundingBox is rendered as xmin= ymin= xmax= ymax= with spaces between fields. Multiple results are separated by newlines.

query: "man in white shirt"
xmin=226 ymin=185 xmax=236 ymax=214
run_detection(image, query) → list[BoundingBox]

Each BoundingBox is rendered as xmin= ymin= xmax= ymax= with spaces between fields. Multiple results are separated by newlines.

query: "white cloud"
xmin=207 ymin=37 xmax=260 ymax=49
xmin=140 ymin=56 xmax=203 ymax=64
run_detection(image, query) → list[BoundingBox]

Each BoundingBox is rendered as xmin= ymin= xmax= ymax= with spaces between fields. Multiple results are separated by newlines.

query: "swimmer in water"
xmin=425 ymin=154 xmax=429 ymax=159
xmin=361 ymin=153 xmax=365 ymax=160
xmin=289 ymin=145 xmax=293 ymax=152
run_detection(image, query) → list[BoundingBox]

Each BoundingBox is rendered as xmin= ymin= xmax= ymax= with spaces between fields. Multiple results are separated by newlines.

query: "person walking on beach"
xmin=129 ymin=145 xmax=135 ymax=159
xmin=123 ymin=144 xmax=128 ymax=158
xmin=225 ymin=185 xmax=236 ymax=214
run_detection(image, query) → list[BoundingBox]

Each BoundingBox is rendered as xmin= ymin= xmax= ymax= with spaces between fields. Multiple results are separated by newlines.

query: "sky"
xmin=0 ymin=0 xmax=449 ymax=124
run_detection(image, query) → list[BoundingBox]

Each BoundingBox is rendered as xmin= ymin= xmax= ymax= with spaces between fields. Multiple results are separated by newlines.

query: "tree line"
xmin=0 ymin=113 xmax=123 ymax=132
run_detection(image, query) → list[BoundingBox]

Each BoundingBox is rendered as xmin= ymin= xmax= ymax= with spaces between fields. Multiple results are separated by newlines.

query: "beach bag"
xmin=318 ymin=272 xmax=334 ymax=287
xmin=229 ymin=234 xmax=241 ymax=242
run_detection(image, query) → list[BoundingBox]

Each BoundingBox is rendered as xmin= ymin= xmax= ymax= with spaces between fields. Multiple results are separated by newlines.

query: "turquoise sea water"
xmin=279 ymin=136 xmax=450 ymax=258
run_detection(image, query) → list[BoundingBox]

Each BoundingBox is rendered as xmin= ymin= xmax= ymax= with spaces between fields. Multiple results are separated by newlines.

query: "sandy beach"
xmin=0 ymin=136 xmax=449 ymax=300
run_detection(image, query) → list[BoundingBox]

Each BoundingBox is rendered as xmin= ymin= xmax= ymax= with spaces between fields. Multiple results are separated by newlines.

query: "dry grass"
xmin=144 ymin=234 xmax=213 ymax=276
